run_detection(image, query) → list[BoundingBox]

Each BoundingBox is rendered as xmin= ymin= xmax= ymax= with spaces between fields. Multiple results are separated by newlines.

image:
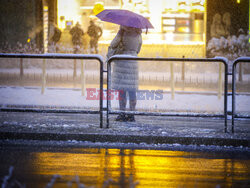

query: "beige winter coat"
xmin=107 ymin=26 xmax=142 ymax=90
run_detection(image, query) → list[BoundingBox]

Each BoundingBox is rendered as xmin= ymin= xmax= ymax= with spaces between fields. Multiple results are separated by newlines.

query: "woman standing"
xmin=107 ymin=25 xmax=142 ymax=122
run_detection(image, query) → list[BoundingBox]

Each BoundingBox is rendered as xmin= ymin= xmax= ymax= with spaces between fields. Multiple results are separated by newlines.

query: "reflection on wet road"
xmin=0 ymin=145 xmax=249 ymax=187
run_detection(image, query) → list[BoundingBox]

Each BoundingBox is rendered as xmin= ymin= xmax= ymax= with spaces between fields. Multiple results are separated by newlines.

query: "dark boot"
xmin=115 ymin=113 xmax=127 ymax=122
xmin=126 ymin=114 xmax=135 ymax=122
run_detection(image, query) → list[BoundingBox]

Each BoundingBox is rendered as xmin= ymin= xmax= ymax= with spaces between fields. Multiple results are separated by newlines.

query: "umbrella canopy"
xmin=96 ymin=9 xmax=154 ymax=29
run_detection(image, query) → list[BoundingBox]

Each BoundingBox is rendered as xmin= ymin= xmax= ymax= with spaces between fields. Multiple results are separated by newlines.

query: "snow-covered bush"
xmin=207 ymin=31 xmax=249 ymax=62
xmin=0 ymin=41 xmax=43 ymax=54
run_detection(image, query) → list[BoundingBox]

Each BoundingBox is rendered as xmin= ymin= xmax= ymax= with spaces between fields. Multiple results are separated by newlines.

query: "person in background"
xmin=107 ymin=25 xmax=142 ymax=122
xmin=48 ymin=23 xmax=62 ymax=53
xmin=70 ymin=22 xmax=84 ymax=53
xmin=87 ymin=20 xmax=102 ymax=54
xmin=210 ymin=13 xmax=226 ymax=39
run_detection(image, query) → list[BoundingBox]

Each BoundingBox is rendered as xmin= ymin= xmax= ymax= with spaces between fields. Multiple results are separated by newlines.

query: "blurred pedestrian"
xmin=87 ymin=20 xmax=102 ymax=54
xmin=107 ymin=25 xmax=142 ymax=122
xmin=210 ymin=13 xmax=226 ymax=38
xmin=70 ymin=22 xmax=84 ymax=53
xmin=48 ymin=23 xmax=62 ymax=53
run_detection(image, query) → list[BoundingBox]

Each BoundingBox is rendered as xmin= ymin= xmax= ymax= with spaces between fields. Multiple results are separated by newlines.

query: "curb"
xmin=1 ymin=132 xmax=249 ymax=147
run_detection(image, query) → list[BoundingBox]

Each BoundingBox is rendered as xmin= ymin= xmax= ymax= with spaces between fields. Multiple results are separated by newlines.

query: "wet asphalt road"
xmin=0 ymin=110 xmax=250 ymax=187
xmin=0 ymin=143 xmax=249 ymax=188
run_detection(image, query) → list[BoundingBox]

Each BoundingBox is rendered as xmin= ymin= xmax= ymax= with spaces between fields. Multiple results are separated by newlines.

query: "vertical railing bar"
xmin=20 ymin=58 xmax=24 ymax=78
xmin=81 ymin=60 xmax=85 ymax=96
xmin=223 ymin=61 xmax=228 ymax=133
xmin=239 ymin=63 xmax=242 ymax=82
xmin=218 ymin=63 xmax=222 ymax=99
xmin=181 ymin=56 xmax=185 ymax=81
xmin=232 ymin=62 xmax=237 ymax=133
xmin=106 ymin=60 xmax=111 ymax=128
xmin=41 ymin=59 xmax=46 ymax=94
xmin=73 ymin=59 xmax=77 ymax=79
xmin=170 ymin=62 xmax=175 ymax=100
xmin=99 ymin=58 xmax=104 ymax=129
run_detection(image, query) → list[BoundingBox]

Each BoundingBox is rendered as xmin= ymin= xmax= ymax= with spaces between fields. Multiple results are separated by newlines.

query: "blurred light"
xmin=163 ymin=26 xmax=175 ymax=32
xmin=27 ymin=38 xmax=31 ymax=43
xmin=148 ymin=0 xmax=163 ymax=32
xmin=93 ymin=2 xmax=104 ymax=15
xmin=237 ymin=0 xmax=240 ymax=3
xmin=43 ymin=6 xmax=48 ymax=12
xmin=57 ymin=0 xmax=80 ymax=30
xmin=162 ymin=13 xmax=190 ymax=18
xmin=56 ymin=0 xmax=206 ymax=44
xmin=163 ymin=19 xmax=176 ymax=25
xmin=177 ymin=26 xmax=190 ymax=33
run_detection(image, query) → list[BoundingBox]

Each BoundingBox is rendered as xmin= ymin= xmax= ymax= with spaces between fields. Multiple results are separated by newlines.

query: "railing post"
xmin=170 ymin=62 xmax=175 ymax=100
xmin=81 ymin=60 xmax=85 ymax=96
xmin=239 ymin=63 xmax=243 ymax=82
xmin=224 ymin=61 xmax=228 ymax=133
xmin=73 ymin=59 xmax=77 ymax=79
xmin=181 ymin=56 xmax=185 ymax=81
xmin=218 ymin=63 xmax=222 ymax=99
xmin=20 ymin=58 xmax=24 ymax=78
xmin=231 ymin=57 xmax=250 ymax=133
xmin=106 ymin=59 xmax=112 ymax=128
xmin=41 ymin=59 xmax=46 ymax=94
xmin=232 ymin=62 xmax=236 ymax=133
xmin=99 ymin=58 xmax=104 ymax=129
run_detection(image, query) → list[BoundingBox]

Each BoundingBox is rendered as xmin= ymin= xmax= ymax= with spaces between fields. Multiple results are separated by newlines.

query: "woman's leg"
xmin=127 ymin=90 xmax=136 ymax=122
xmin=115 ymin=89 xmax=127 ymax=122
xmin=119 ymin=89 xmax=127 ymax=111
xmin=128 ymin=90 xmax=136 ymax=111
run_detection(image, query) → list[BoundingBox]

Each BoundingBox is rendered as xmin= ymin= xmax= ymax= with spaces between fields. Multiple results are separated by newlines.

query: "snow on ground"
xmin=1 ymin=139 xmax=249 ymax=153
xmin=0 ymin=86 xmax=249 ymax=115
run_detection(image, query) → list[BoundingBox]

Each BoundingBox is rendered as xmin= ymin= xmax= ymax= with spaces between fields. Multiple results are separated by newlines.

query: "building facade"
xmin=0 ymin=0 xmax=248 ymax=57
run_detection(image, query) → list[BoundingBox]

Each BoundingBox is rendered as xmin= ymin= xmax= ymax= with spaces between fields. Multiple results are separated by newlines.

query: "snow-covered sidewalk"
xmin=0 ymin=86 xmax=249 ymax=147
xmin=0 ymin=86 xmax=249 ymax=115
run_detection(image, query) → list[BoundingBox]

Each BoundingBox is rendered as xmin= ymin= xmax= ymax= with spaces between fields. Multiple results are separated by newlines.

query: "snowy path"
xmin=0 ymin=86 xmax=249 ymax=115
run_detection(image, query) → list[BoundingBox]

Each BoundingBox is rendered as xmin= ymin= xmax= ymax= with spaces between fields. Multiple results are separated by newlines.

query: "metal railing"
xmin=0 ymin=53 xmax=105 ymax=128
xmin=106 ymin=55 xmax=229 ymax=132
xmin=3 ymin=53 xmax=250 ymax=134
xmin=232 ymin=57 xmax=250 ymax=133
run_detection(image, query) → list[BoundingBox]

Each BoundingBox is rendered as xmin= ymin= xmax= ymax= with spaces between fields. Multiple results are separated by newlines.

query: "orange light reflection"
xmin=32 ymin=148 xmax=250 ymax=187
